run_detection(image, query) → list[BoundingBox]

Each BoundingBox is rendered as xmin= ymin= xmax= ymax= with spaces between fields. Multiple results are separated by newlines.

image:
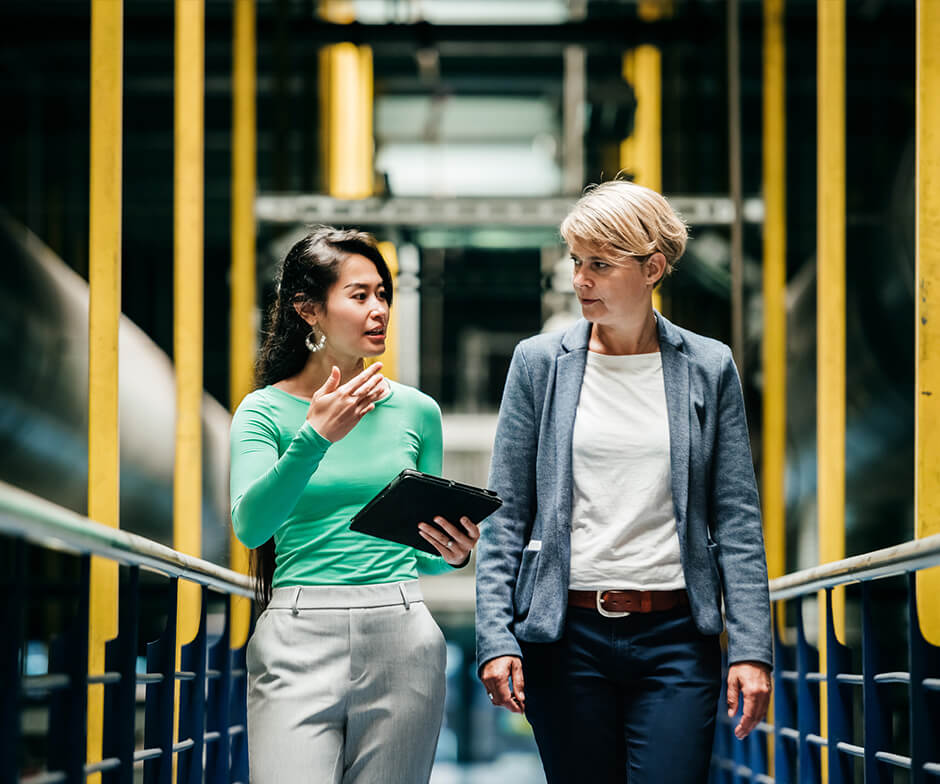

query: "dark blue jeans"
xmin=520 ymin=604 xmax=721 ymax=784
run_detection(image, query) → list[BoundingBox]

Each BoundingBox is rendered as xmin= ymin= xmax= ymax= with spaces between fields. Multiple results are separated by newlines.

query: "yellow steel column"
xmin=86 ymin=1 xmax=123 ymax=778
xmin=377 ymin=242 xmax=399 ymax=381
xmin=762 ymin=0 xmax=786 ymax=586
xmin=817 ymin=0 xmax=846 ymax=772
xmin=319 ymin=0 xmax=373 ymax=199
xmin=915 ymin=0 xmax=940 ymax=646
xmin=174 ymin=0 xmax=204 ymax=764
xmin=319 ymin=1 xmax=390 ymax=374
xmin=762 ymin=1 xmax=786 ymax=775
xmin=229 ymin=0 xmax=255 ymax=648
xmin=620 ymin=0 xmax=667 ymax=312
xmin=319 ymin=43 xmax=373 ymax=199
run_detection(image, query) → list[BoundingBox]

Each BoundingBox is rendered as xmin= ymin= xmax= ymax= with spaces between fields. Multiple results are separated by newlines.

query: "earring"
xmin=305 ymin=326 xmax=327 ymax=353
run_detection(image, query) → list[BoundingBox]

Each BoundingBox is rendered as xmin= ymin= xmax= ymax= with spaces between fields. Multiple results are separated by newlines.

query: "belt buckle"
xmin=595 ymin=590 xmax=630 ymax=618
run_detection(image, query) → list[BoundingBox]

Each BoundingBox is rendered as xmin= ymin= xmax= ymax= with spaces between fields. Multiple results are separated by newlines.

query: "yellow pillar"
xmin=377 ymin=242 xmax=399 ymax=381
xmin=173 ymin=0 xmax=204 ymax=762
xmin=319 ymin=1 xmax=388 ymax=374
xmin=915 ymin=0 xmax=940 ymax=646
xmin=762 ymin=1 xmax=786 ymax=775
xmin=319 ymin=0 xmax=372 ymax=199
xmin=817 ymin=0 xmax=846 ymax=773
xmin=762 ymin=0 xmax=786 ymax=586
xmin=620 ymin=1 xmax=667 ymax=312
xmin=86 ymin=1 xmax=123 ymax=778
xmin=318 ymin=43 xmax=373 ymax=199
xmin=229 ymin=0 xmax=255 ymax=649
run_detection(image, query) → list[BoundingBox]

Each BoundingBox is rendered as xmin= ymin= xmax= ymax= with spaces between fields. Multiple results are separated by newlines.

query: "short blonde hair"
xmin=560 ymin=179 xmax=688 ymax=282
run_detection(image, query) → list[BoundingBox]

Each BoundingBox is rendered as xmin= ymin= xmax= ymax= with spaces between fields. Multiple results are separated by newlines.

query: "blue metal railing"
xmin=0 ymin=481 xmax=253 ymax=784
xmin=710 ymin=534 xmax=940 ymax=783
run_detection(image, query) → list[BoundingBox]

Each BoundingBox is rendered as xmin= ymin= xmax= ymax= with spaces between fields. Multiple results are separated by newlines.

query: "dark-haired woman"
xmin=230 ymin=227 xmax=479 ymax=784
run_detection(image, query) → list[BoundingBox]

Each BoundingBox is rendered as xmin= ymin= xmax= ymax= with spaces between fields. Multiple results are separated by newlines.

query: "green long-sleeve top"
xmin=230 ymin=381 xmax=454 ymax=586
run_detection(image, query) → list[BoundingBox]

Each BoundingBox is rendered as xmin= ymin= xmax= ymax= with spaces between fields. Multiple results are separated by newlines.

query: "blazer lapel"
xmin=658 ymin=314 xmax=690 ymax=535
xmin=553 ymin=320 xmax=591 ymax=534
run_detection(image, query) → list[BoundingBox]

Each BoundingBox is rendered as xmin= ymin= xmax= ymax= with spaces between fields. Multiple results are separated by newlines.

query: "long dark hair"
xmin=250 ymin=226 xmax=393 ymax=607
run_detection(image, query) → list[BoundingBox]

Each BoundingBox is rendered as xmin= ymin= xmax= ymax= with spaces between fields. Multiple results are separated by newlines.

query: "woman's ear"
xmin=645 ymin=252 xmax=667 ymax=286
xmin=292 ymin=298 xmax=318 ymax=327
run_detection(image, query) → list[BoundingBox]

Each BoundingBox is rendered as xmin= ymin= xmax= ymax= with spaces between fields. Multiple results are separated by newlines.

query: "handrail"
xmin=0 ymin=480 xmax=253 ymax=598
xmin=767 ymin=533 xmax=940 ymax=601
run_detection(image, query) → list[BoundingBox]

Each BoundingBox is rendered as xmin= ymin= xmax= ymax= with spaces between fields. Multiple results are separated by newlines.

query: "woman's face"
xmin=314 ymin=254 xmax=390 ymax=359
xmin=569 ymin=236 xmax=659 ymax=325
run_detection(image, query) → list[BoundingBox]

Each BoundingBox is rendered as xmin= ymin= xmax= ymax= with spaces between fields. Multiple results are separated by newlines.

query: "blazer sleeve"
xmin=711 ymin=346 xmax=773 ymax=668
xmin=475 ymin=344 xmax=539 ymax=671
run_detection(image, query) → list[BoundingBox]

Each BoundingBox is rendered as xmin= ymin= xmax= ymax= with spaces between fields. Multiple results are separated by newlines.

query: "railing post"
xmin=907 ymin=572 xmax=940 ymax=784
xmin=824 ymin=588 xmax=853 ymax=784
xmin=795 ymin=597 xmax=821 ymax=783
xmin=178 ymin=587 xmax=208 ymax=784
xmin=102 ymin=566 xmax=140 ymax=784
xmin=206 ymin=598 xmax=234 ymax=784
xmin=144 ymin=578 xmax=179 ymax=784
xmin=860 ymin=582 xmax=890 ymax=784
xmin=48 ymin=555 xmax=91 ymax=784
xmin=230 ymin=633 xmax=251 ymax=783
xmin=773 ymin=602 xmax=796 ymax=783
xmin=0 ymin=538 xmax=26 ymax=784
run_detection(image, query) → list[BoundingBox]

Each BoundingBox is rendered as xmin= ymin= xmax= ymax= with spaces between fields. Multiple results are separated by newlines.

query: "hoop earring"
xmin=305 ymin=326 xmax=327 ymax=353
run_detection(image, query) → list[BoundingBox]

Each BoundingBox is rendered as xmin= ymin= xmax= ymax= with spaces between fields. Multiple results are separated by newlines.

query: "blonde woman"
xmin=476 ymin=181 xmax=772 ymax=783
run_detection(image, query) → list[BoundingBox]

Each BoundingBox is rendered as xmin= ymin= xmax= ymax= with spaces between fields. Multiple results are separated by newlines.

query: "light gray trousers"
xmin=246 ymin=581 xmax=447 ymax=784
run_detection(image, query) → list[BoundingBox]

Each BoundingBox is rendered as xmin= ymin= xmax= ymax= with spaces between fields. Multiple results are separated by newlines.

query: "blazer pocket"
xmin=513 ymin=548 xmax=540 ymax=619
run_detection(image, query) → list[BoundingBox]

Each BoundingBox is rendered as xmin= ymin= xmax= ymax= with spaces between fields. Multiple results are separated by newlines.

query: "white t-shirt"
xmin=568 ymin=350 xmax=686 ymax=591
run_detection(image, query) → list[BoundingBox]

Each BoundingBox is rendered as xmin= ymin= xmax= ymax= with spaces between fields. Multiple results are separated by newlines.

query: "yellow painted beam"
xmin=229 ymin=0 xmax=255 ymax=649
xmin=319 ymin=43 xmax=373 ymax=199
xmin=86 ymin=1 xmax=123 ymax=779
xmin=376 ymin=241 xmax=399 ymax=381
xmin=915 ymin=0 xmax=940 ymax=646
xmin=762 ymin=1 xmax=786 ymax=775
xmin=817 ymin=1 xmax=846 ymax=773
xmin=762 ymin=0 xmax=787 ymax=586
xmin=620 ymin=5 xmax=664 ymax=312
xmin=174 ymin=0 xmax=204 ymax=766
xmin=318 ymin=0 xmax=371 ymax=197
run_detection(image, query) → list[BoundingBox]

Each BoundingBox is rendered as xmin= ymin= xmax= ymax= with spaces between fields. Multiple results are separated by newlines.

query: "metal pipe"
xmin=769 ymin=534 xmax=940 ymax=601
xmin=0 ymin=482 xmax=253 ymax=597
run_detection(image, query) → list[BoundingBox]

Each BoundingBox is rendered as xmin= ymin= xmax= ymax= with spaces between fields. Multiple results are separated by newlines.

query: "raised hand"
xmin=305 ymin=362 xmax=387 ymax=443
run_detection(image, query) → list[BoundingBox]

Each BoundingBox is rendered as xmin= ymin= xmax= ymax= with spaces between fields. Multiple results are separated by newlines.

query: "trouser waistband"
xmin=267 ymin=581 xmax=424 ymax=612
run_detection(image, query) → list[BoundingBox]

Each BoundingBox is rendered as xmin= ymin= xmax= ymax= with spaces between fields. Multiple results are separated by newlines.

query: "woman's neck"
xmin=276 ymin=351 xmax=365 ymax=398
xmin=590 ymin=310 xmax=659 ymax=355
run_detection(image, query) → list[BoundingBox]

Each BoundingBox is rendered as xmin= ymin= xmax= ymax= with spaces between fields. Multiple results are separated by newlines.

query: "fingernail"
xmin=434 ymin=516 xmax=444 ymax=523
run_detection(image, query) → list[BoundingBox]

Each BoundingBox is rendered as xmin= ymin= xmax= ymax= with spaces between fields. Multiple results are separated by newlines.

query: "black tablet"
xmin=349 ymin=469 xmax=503 ymax=556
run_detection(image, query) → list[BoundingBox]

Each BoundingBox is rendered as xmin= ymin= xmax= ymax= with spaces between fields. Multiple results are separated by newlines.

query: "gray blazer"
xmin=475 ymin=314 xmax=772 ymax=670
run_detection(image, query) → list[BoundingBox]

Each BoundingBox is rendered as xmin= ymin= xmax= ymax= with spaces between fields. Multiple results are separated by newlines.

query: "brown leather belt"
xmin=568 ymin=588 xmax=689 ymax=615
